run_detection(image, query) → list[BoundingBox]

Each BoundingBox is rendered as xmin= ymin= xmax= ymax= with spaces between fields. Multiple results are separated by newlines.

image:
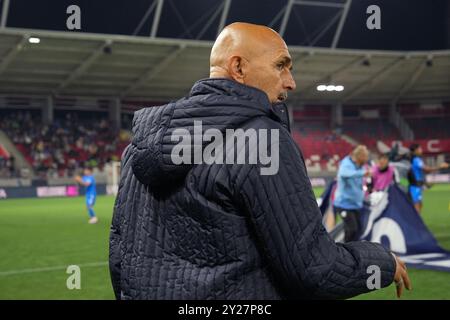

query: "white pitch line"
xmin=0 ymin=261 xmax=108 ymax=276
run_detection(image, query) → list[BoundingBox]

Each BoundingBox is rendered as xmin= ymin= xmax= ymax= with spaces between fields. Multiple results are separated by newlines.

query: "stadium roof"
xmin=0 ymin=27 xmax=450 ymax=107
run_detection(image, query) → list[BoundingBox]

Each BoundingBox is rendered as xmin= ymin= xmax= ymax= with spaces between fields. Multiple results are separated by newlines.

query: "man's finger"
xmin=396 ymin=280 xmax=403 ymax=298
xmin=402 ymin=269 xmax=412 ymax=291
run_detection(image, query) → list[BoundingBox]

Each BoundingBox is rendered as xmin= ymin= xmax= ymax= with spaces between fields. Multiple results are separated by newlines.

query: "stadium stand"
xmin=341 ymin=118 xmax=401 ymax=150
xmin=290 ymin=102 xmax=450 ymax=172
xmin=292 ymin=120 xmax=354 ymax=172
xmin=3 ymin=105 xmax=447 ymax=178
xmin=0 ymin=153 xmax=15 ymax=178
xmin=0 ymin=110 xmax=131 ymax=178
xmin=399 ymin=103 xmax=450 ymax=139
xmin=407 ymin=117 xmax=450 ymax=139
xmin=2 ymin=101 xmax=449 ymax=177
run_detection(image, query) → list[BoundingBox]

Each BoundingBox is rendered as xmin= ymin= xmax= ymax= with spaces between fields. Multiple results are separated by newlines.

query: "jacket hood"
xmin=130 ymin=78 xmax=288 ymax=190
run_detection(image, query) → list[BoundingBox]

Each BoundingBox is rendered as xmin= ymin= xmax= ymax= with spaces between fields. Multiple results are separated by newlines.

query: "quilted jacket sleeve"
xmin=109 ymin=144 xmax=132 ymax=300
xmin=236 ymin=125 xmax=396 ymax=299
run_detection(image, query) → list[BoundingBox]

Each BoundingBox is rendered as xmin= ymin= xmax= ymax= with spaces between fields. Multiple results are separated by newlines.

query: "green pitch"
xmin=0 ymin=185 xmax=449 ymax=300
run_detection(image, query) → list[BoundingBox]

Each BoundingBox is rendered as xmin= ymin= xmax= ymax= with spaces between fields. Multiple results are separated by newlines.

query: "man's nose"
xmin=284 ymin=71 xmax=296 ymax=91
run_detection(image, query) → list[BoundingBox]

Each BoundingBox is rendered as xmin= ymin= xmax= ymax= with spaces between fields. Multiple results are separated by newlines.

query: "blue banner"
xmin=320 ymin=183 xmax=450 ymax=272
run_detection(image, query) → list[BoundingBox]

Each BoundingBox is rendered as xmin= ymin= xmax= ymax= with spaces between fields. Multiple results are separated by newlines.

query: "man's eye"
xmin=277 ymin=63 xmax=284 ymax=70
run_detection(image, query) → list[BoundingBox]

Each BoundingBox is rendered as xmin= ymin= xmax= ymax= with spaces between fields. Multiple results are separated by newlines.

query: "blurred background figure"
xmin=371 ymin=153 xmax=395 ymax=192
xmin=75 ymin=166 xmax=98 ymax=224
xmin=408 ymin=143 xmax=449 ymax=214
xmin=333 ymin=145 xmax=370 ymax=242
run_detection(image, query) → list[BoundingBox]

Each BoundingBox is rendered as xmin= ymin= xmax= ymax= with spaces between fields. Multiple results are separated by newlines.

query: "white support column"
xmin=1 ymin=0 xmax=10 ymax=28
xmin=331 ymin=0 xmax=352 ymax=49
xmin=268 ymin=6 xmax=285 ymax=28
xmin=150 ymin=0 xmax=164 ymax=38
xmin=332 ymin=103 xmax=343 ymax=129
xmin=109 ymin=98 xmax=121 ymax=131
xmin=217 ymin=0 xmax=232 ymax=36
xmin=133 ymin=0 xmax=158 ymax=35
xmin=42 ymin=96 xmax=54 ymax=125
xmin=309 ymin=9 xmax=343 ymax=46
xmin=279 ymin=0 xmax=295 ymax=37
xmin=197 ymin=2 xmax=224 ymax=39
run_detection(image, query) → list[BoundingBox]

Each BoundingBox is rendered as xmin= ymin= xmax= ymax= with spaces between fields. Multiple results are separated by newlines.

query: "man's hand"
xmin=74 ymin=175 xmax=83 ymax=184
xmin=392 ymin=253 xmax=412 ymax=298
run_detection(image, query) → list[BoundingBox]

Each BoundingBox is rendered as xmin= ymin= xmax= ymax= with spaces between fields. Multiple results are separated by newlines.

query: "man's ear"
xmin=227 ymin=56 xmax=246 ymax=84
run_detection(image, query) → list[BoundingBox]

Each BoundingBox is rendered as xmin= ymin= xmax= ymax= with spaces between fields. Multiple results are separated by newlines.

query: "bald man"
xmin=209 ymin=22 xmax=295 ymax=104
xmin=109 ymin=23 xmax=410 ymax=300
xmin=334 ymin=145 xmax=370 ymax=242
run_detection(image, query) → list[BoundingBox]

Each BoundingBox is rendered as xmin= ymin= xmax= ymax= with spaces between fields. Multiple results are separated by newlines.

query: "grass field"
xmin=0 ymin=185 xmax=449 ymax=300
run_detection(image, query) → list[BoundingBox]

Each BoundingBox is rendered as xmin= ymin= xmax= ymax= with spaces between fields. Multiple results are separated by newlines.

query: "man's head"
xmin=210 ymin=22 xmax=296 ymax=104
xmin=351 ymin=145 xmax=369 ymax=166
xmin=410 ymin=143 xmax=422 ymax=156
xmin=377 ymin=153 xmax=389 ymax=170
xmin=83 ymin=167 xmax=92 ymax=176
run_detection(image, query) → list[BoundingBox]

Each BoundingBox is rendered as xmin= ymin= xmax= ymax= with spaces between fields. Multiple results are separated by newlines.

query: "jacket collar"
xmin=190 ymin=78 xmax=272 ymax=108
xmin=190 ymin=78 xmax=291 ymax=131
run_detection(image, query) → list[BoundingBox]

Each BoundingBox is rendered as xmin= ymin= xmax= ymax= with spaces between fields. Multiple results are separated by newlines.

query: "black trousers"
xmin=334 ymin=207 xmax=361 ymax=242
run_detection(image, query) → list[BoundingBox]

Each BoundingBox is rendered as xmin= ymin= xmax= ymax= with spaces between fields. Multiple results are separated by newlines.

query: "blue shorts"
xmin=409 ymin=186 xmax=423 ymax=204
xmin=86 ymin=194 xmax=96 ymax=207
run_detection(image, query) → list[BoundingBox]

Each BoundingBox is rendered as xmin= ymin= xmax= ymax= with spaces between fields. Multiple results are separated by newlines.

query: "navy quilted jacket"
xmin=109 ymin=78 xmax=396 ymax=300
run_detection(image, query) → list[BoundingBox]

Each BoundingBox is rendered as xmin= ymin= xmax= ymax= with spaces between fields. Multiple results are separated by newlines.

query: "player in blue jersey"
xmin=75 ymin=167 xmax=98 ymax=224
xmin=408 ymin=143 xmax=448 ymax=214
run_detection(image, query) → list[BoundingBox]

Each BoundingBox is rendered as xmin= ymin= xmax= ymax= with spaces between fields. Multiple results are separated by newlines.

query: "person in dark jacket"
xmin=109 ymin=22 xmax=411 ymax=300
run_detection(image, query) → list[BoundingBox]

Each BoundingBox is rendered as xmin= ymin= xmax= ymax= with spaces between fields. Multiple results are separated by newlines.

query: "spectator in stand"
xmin=371 ymin=153 xmax=395 ymax=192
xmin=0 ymin=155 xmax=17 ymax=178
